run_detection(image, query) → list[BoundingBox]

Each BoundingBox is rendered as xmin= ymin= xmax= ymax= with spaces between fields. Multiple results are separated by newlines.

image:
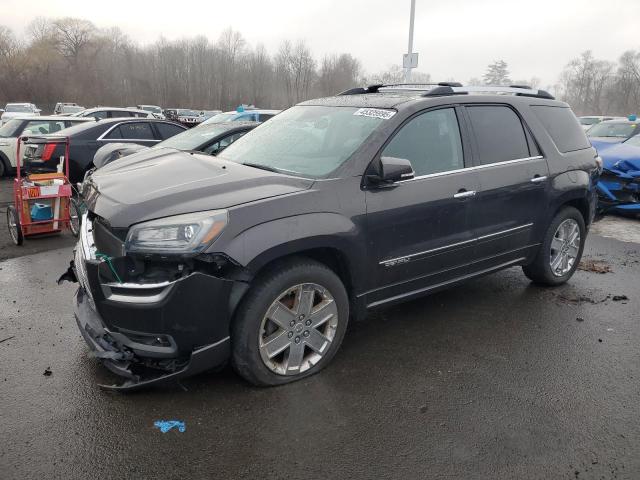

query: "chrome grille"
xmin=75 ymin=214 xmax=97 ymax=309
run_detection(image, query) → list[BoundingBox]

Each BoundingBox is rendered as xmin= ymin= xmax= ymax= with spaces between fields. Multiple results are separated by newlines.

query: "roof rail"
xmin=338 ymin=82 xmax=463 ymax=95
xmin=423 ymin=85 xmax=555 ymax=100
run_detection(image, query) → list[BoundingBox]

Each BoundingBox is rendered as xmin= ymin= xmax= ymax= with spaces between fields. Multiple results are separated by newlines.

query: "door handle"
xmin=453 ymin=190 xmax=476 ymax=199
xmin=530 ymin=175 xmax=547 ymax=183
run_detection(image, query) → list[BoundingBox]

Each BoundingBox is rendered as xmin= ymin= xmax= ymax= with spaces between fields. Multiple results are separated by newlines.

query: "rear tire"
xmin=231 ymin=258 xmax=349 ymax=386
xmin=7 ymin=205 xmax=24 ymax=246
xmin=523 ymin=206 xmax=585 ymax=285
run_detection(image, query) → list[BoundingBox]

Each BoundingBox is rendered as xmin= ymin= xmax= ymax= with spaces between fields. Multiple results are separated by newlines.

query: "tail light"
xmin=41 ymin=143 xmax=57 ymax=161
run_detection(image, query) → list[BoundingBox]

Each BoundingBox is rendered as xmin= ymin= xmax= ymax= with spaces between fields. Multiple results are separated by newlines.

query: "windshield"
xmin=219 ymin=105 xmax=387 ymax=178
xmin=153 ymin=124 xmax=234 ymax=150
xmin=588 ymin=122 xmax=636 ymax=138
xmin=178 ymin=110 xmax=199 ymax=116
xmin=580 ymin=117 xmax=600 ymax=125
xmin=6 ymin=104 xmax=32 ymax=113
xmin=0 ymin=119 xmax=22 ymax=137
xmin=204 ymin=113 xmax=237 ymax=124
xmin=623 ymin=134 xmax=640 ymax=147
xmin=141 ymin=106 xmax=162 ymax=113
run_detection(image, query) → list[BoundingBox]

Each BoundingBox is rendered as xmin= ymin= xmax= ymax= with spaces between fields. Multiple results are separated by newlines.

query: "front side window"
xmin=219 ymin=105 xmax=386 ymax=178
xmin=382 ymin=108 xmax=464 ymax=177
xmin=467 ymin=105 xmax=530 ymax=164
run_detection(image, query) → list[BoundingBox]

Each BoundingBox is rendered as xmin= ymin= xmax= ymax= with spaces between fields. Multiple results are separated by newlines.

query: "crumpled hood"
xmin=599 ymin=142 xmax=640 ymax=173
xmin=85 ymin=148 xmax=313 ymax=228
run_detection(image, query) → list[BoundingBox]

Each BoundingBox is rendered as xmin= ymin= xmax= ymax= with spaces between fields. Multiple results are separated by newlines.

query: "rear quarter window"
xmin=531 ymin=106 xmax=590 ymax=153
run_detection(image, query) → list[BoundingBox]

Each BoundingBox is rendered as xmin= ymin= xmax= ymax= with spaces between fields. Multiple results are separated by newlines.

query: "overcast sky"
xmin=4 ymin=0 xmax=640 ymax=88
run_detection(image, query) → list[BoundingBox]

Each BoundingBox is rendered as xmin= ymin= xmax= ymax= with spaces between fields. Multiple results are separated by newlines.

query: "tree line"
xmin=0 ymin=17 xmax=638 ymax=116
xmin=0 ymin=17 xmax=365 ymax=113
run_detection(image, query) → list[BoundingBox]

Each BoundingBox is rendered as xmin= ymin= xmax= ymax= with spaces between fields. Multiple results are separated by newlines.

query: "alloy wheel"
xmin=550 ymin=218 xmax=581 ymax=276
xmin=258 ymin=283 xmax=339 ymax=376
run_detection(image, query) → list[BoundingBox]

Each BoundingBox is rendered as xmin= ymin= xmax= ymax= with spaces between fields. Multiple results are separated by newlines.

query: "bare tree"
xmin=559 ymin=51 xmax=616 ymax=115
xmin=52 ymin=17 xmax=95 ymax=65
xmin=317 ymin=53 xmax=361 ymax=96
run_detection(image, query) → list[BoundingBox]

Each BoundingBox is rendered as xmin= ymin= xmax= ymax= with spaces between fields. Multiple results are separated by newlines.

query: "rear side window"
xmin=531 ymin=106 xmax=590 ymax=153
xmin=155 ymin=122 xmax=184 ymax=139
xmin=111 ymin=111 xmax=134 ymax=118
xmin=118 ymin=122 xmax=155 ymax=140
xmin=467 ymin=105 xmax=530 ymax=165
xmin=382 ymin=107 xmax=464 ymax=176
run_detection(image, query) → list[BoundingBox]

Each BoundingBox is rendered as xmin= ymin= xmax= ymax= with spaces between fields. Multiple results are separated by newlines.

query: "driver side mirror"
xmin=367 ymin=156 xmax=414 ymax=186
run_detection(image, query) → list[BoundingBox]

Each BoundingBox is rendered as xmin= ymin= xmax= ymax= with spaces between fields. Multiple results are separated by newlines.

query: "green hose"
xmin=95 ymin=252 xmax=123 ymax=283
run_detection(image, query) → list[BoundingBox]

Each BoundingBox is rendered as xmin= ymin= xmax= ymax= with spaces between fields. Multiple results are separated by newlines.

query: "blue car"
xmin=593 ymin=134 xmax=640 ymax=216
xmin=202 ymin=106 xmax=280 ymax=125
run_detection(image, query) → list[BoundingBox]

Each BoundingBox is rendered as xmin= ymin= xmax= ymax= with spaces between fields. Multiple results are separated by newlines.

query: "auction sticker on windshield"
xmin=353 ymin=108 xmax=396 ymax=120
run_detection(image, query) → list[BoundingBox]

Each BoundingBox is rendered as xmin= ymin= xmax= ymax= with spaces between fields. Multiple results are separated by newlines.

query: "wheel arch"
xmin=550 ymin=171 xmax=596 ymax=227
xmin=0 ymin=151 xmax=11 ymax=176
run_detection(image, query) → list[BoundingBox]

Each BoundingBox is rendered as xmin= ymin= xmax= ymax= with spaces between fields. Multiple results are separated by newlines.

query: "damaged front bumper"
xmin=597 ymin=167 xmax=640 ymax=215
xmin=74 ymin=288 xmax=230 ymax=391
xmin=69 ymin=214 xmax=245 ymax=391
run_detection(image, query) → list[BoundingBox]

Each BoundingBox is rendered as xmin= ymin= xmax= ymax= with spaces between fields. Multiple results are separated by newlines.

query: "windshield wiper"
xmin=243 ymin=162 xmax=280 ymax=173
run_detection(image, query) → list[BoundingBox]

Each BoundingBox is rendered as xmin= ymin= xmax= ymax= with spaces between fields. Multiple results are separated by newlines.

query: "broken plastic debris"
xmin=154 ymin=420 xmax=185 ymax=433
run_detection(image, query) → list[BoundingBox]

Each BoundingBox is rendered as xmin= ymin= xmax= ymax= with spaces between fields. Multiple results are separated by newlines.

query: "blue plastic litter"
xmin=154 ymin=420 xmax=186 ymax=433
xmin=30 ymin=203 xmax=53 ymax=221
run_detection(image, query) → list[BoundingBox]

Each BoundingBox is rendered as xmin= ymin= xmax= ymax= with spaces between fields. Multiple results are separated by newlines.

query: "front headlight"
xmin=125 ymin=210 xmax=228 ymax=254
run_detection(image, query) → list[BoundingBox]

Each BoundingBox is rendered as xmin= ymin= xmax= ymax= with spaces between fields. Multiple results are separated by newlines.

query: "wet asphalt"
xmin=0 ymin=225 xmax=639 ymax=479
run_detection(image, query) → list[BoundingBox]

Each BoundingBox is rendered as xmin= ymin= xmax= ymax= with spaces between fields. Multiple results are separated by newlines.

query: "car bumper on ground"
xmin=70 ymin=216 xmax=239 ymax=391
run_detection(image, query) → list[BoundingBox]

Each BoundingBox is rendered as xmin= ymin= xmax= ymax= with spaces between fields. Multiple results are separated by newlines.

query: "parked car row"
xmin=0 ymin=116 xmax=94 ymax=176
xmin=23 ymin=118 xmax=187 ymax=182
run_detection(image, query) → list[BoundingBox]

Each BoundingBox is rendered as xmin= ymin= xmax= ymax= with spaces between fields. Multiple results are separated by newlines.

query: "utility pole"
xmin=404 ymin=0 xmax=417 ymax=83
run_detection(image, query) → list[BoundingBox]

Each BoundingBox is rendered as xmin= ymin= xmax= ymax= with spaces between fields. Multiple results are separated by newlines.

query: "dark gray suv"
xmin=64 ymin=84 xmax=600 ymax=390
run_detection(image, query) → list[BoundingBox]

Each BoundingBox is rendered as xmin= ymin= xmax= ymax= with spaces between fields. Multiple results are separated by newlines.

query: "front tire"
xmin=523 ymin=206 xmax=585 ymax=285
xmin=231 ymin=258 xmax=349 ymax=386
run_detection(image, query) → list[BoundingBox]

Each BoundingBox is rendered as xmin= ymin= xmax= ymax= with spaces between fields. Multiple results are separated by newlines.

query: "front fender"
xmin=222 ymin=212 xmax=367 ymax=291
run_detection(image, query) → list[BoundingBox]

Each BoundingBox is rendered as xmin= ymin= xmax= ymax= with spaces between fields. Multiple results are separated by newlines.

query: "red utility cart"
xmin=6 ymin=135 xmax=80 ymax=245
